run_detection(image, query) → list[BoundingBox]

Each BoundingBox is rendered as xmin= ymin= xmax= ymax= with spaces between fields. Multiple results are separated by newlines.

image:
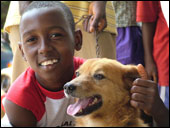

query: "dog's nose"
xmin=64 ymin=82 xmax=76 ymax=94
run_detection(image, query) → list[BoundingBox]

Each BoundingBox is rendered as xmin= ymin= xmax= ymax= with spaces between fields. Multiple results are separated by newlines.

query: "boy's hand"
xmin=133 ymin=64 xmax=169 ymax=127
xmin=83 ymin=1 xmax=107 ymax=33
xmin=130 ymin=64 xmax=162 ymax=116
xmin=130 ymin=78 xmax=162 ymax=116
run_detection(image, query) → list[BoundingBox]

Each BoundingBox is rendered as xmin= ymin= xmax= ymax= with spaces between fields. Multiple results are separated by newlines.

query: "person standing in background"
xmin=112 ymin=1 xmax=144 ymax=66
xmin=112 ymin=1 xmax=152 ymax=126
xmin=136 ymin=1 xmax=169 ymax=127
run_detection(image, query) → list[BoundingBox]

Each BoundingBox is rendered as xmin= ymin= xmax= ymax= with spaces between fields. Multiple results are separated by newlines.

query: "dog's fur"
xmin=64 ymin=58 xmax=148 ymax=127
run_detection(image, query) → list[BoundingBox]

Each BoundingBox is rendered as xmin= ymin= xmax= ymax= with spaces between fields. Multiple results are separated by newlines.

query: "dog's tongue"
xmin=67 ymin=98 xmax=90 ymax=116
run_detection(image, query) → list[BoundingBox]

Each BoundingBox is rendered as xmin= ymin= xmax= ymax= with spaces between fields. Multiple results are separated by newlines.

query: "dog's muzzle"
xmin=64 ymin=82 xmax=76 ymax=95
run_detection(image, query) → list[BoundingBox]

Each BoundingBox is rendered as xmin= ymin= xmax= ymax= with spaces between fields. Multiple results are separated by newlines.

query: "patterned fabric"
xmin=4 ymin=1 xmax=117 ymax=34
xmin=112 ymin=1 xmax=140 ymax=27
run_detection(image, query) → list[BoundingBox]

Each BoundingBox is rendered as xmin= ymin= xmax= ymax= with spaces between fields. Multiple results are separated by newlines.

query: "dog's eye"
xmin=93 ymin=74 xmax=105 ymax=80
xmin=75 ymin=71 xmax=80 ymax=77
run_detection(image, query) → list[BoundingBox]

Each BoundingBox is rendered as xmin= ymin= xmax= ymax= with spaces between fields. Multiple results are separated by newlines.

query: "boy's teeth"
xmin=41 ymin=59 xmax=58 ymax=66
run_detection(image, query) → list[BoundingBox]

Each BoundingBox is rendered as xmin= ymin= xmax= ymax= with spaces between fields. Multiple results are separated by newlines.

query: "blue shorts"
xmin=158 ymin=85 xmax=169 ymax=109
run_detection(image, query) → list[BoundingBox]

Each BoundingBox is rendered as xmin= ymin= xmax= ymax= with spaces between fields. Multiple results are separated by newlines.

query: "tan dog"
xmin=64 ymin=58 xmax=148 ymax=127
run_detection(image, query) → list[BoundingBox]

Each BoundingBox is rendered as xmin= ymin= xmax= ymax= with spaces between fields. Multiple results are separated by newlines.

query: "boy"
xmin=2 ymin=1 xmax=168 ymax=127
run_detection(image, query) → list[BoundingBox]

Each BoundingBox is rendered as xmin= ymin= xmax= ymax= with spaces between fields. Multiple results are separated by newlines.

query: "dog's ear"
xmin=122 ymin=65 xmax=140 ymax=90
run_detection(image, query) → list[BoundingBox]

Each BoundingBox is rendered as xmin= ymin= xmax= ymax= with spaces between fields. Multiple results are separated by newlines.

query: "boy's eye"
xmin=26 ymin=37 xmax=37 ymax=43
xmin=50 ymin=33 xmax=63 ymax=39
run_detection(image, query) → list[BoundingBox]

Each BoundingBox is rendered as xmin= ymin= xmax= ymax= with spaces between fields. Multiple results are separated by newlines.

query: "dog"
xmin=64 ymin=58 xmax=148 ymax=127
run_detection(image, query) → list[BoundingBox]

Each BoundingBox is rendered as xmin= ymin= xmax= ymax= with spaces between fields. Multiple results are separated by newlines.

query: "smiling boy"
xmin=3 ymin=1 xmax=84 ymax=127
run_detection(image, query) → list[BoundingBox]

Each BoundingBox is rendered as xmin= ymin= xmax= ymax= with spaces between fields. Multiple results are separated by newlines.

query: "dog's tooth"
xmin=91 ymin=102 xmax=95 ymax=105
xmin=88 ymin=98 xmax=98 ymax=106
xmin=89 ymin=103 xmax=92 ymax=106
xmin=53 ymin=59 xmax=58 ymax=63
xmin=79 ymin=109 xmax=83 ymax=113
xmin=93 ymin=98 xmax=98 ymax=103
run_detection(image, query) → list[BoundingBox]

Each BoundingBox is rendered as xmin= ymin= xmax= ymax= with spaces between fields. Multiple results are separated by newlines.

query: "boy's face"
xmin=19 ymin=8 xmax=82 ymax=85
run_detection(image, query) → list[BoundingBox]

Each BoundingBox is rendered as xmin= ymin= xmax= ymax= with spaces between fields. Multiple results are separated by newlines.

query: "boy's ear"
xmin=18 ymin=42 xmax=27 ymax=61
xmin=74 ymin=29 xmax=82 ymax=51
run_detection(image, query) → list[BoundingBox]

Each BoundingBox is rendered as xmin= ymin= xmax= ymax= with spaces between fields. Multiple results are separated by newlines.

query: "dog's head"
xmin=64 ymin=58 xmax=140 ymax=117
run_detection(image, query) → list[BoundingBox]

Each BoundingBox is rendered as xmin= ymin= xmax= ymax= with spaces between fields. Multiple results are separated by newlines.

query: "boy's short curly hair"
xmin=22 ymin=1 xmax=75 ymax=33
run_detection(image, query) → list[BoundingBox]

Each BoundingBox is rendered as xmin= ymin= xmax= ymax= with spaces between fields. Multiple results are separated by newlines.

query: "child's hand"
xmin=83 ymin=1 xmax=107 ymax=33
xmin=130 ymin=78 xmax=162 ymax=116
xmin=130 ymin=64 xmax=162 ymax=116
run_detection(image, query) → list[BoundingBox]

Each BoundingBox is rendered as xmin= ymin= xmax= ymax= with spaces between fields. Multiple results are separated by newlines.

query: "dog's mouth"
xmin=67 ymin=95 xmax=102 ymax=117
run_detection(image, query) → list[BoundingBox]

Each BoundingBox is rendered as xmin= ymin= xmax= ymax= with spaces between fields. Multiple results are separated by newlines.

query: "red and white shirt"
xmin=4 ymin=57 xmax=85 ymax=127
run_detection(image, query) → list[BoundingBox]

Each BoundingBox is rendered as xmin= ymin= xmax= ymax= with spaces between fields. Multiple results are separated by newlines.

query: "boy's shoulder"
xmin=74 ymin=57 xmax=86 ymax=63
xmin=9 ymin=67 xmax=36 ymax=90
xmin=5 ymin=67 xmax=46 ymax=121
xmin=73 ymin=57 xmax=86 ymax=70
xmin=6 ymin=67 xmax=44 ymax=105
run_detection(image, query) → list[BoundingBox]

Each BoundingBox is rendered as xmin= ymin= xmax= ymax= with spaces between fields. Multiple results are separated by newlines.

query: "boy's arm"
xmin=142 ymin=22 xmax=158 ymax=83
xmin=4 ymin=99 xmax=36 ymax=127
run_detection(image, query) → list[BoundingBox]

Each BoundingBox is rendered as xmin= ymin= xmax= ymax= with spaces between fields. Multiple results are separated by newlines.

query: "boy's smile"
xmin=19 ymin=7 xmax=82 ymax=91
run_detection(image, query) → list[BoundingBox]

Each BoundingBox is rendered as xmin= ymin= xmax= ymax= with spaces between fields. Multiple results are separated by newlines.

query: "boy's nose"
xmin=64 ymin=82 xmax=76 ymax=94
xmin=39 ymin=40 xmax=52 ymax=54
